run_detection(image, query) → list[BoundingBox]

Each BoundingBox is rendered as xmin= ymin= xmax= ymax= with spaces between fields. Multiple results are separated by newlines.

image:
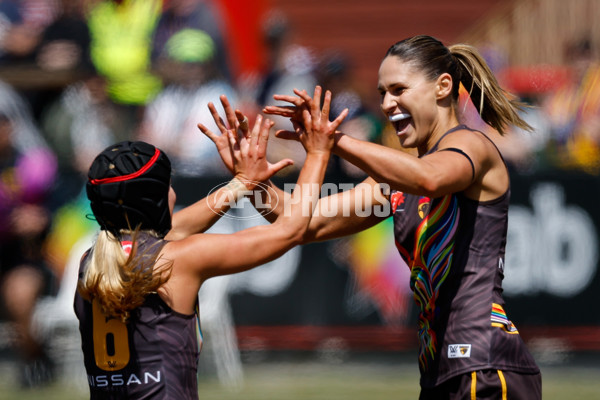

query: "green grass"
xmin=1 ymin=360 xmax=599 ymax=400
xmin=539 ymin=366 xmax=600 ymax=400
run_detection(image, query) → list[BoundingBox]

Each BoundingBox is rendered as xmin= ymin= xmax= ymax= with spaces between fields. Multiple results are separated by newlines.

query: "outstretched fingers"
xmin=293 ymin=88 xmax=313 ymax=107
xmin=331 ymin=107 xmax=350 ymax=130
xmin=320 ymin=89 xmax=331 ymax=122
xmin=226 ymin=130 xmax=239 ymax=155
xmin=255 ymin=117 xmax=272 ymax=158
xmin=273 ymin=93 xmax=306 ymax=107
xmin=209 ymin=95 xmax=251 ymax=140
xmin=197 ymin=122 xmax=218 ymax=143
xmin=262 ymin=104 xmax=297 ymax=118
xmin=249 ymin=114 xmax=263 ymax=151
xmin=207 ymin=101 xmax=228 ymax=134
xmin=274 ymin=129 xmax=300 ymax=141
xmin=258 ymin=118 xmax=293 ymax=175
xmin=311 ymin=86 xmax=322 ymax=117
xmin=218 ymin=95 xmax=238 ymax=134
xmin=264 ymin=92 xmax=309 ymax=119
xmin=235 ymin=109 xmax=249 ymax=138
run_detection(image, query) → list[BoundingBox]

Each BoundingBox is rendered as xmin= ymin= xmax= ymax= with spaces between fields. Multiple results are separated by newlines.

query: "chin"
xmin=397 ymin=136 xmax=414 ymax=149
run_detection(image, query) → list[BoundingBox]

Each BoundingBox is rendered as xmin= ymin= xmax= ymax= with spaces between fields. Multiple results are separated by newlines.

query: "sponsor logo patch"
xmin=391 ymin=191 xmax=405 ymax=213
xmin=448 ymin=344 xmax=471 ymax=358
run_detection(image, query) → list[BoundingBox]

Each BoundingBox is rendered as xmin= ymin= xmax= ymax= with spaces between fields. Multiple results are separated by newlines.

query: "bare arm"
xmin=168 ymin=150 xmax=330 ymax=280
xmin=333 ymin=130 xmax=509 ymax=201
xmin=166 ymin=106 xmax=295 ymax=240
xmin=265 ymin=87 xmax=503 ymax=200
xmin=166 ymin=87 xmax=345 ymax=281
xmin=162 ymin=150 xmax=330 ymax=315
xmin=255 ymin=176 xmax=389 ymax=242
xmin=202 ymin=89 xmax=386 ymax=242
xmin=166 ymin=177 xmax=251 ymax=240
xmin=333 ymin=133 xmax=475 ymax=197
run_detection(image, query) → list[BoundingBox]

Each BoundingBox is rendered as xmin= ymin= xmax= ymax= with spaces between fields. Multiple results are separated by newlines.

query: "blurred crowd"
xmin=0 ymin=0 xmax=598 ymax=389
xmin=466 ymin=37 xmax=600 ymax=175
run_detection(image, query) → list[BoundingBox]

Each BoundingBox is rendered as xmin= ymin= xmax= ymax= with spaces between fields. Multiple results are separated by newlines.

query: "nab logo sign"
xmin=448 ymin=344 xmax=471 ymax=358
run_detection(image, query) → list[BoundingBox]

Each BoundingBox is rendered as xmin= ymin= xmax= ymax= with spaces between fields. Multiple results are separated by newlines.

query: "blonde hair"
xmin=385 ymin=35 xmax=532 ymax=135
xmin=449 ymin=44 xmax=532 ymax=134
xmin=78 ymin=229 xmax=172 ymax=322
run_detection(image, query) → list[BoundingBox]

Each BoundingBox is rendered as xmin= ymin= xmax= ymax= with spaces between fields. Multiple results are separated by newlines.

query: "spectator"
xmin=34 ymin=0 xmax=91 ymax=73
xmin=87 ymin=0 xmax=163 ymax=106
xmin=40 ymin=70 xmax=134 ymax=179
xmin=540 ymin=37 xmax=600 ymax=173
xmin=0 ymin=0 xmax=59 ymax=65
xmin=0 ymin=110 xmax=57 ymax=388
xmin=22 ymin=0 xmax=93 ymax=125
xmin=152 ymin=0 xmax=232 ymax=82
xmin=139 ymin=28 xmax=234 ymax=177
xmin=252 ymin=9 xmax=318 ymax=171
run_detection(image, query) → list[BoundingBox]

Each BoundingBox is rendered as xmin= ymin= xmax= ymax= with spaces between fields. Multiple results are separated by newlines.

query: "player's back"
xmin=74 ymin=235 xmax=202 ymax=399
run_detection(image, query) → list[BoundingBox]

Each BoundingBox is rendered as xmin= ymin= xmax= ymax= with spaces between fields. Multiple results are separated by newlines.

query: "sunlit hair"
xmin=385 ymin=35 xmax=532 ymax=135
xmin=78 ymin=228 xmax=172 ymax=323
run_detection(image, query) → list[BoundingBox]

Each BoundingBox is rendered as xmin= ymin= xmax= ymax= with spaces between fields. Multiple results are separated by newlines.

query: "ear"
xmin=436 ymin=73 xmax=453 ymax=100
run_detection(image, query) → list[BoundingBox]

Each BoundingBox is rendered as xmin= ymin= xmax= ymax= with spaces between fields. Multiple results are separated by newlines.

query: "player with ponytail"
xmin=213 ymin=35 xmax=542 ymax=399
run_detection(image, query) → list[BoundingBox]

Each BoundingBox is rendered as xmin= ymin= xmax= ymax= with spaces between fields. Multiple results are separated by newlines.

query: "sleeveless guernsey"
xmin=74 ymin=234 xmax=202 ymax=399
xmin=392 ymin=125 xmax=539 ymax=387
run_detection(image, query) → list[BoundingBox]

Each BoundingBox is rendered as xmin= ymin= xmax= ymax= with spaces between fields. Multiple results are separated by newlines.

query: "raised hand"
xmin=262 ymin=89 xmax=309 ymax=142
xmin=197 ymin=94 xmax=248 ymax=174
xmin=226 ymin=116 xmax=294 ymax=188
xmin=263 ymin=86 xmax=348 ymax=147
xmin=198 ymin=95 xmax=293 ymax=184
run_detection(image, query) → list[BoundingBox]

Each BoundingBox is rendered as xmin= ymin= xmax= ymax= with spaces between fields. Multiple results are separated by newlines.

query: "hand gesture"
xmin=225 ymin=116 xmax=292 ymax=188
xmin=197 ymin=94 xmax=249 ymax=174
xmin=198 ymin=95 xmax=293 ymax=185
xmin=264 ymin=86 xmax=348 ymax=153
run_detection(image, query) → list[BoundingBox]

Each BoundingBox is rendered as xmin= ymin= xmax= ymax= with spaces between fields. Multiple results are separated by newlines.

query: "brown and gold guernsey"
xmin=74 ymin=234 xmax=202 ymax=399
xmin=392 ymin=125 xmax=539 ymax=388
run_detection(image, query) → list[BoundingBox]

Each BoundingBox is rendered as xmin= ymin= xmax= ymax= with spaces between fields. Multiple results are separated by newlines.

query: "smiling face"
xmin=378 ymin=55 xmax=444 ymax=153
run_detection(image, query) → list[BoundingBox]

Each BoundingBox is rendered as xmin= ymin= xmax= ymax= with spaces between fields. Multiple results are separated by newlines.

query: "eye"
xmin=390 ymin=86 xmax=406 ymax=96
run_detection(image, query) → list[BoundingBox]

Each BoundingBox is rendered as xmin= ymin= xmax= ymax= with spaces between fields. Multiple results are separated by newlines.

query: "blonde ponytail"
xmin=385 ymin=35 xmax=532 ymax=135
xmin=449 ymin=44 xmax=532 ymax=135
xmin=78 ymin=230 xmax=172 ymax=322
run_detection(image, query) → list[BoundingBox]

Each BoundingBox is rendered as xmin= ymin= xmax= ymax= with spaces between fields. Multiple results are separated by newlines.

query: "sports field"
xmin=1 ymin=355 xmax=599 ymax=400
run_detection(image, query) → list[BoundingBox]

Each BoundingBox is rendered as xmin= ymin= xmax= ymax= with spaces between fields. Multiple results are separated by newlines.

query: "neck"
xmin=418 ymin=104 xmax=460 ymax=156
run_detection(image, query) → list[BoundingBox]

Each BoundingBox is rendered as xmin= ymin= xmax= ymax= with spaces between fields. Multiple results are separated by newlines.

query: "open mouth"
xmin=389 ymin=113 xmax=412 ymax=134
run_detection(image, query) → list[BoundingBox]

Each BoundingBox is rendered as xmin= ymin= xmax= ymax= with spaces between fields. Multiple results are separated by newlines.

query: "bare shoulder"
xmin=156 ymin=237 xmax=208 ymax=313
xmin=438 ymin=127 xmax=502 ymax=166
xmin=161 ymin=233 xmax=213 ymax=265
xmin=440 ymin=127 xmax=508 ymax=200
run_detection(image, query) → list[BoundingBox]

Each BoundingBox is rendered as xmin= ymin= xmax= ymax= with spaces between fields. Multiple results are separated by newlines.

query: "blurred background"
xmin=0 ymin=0 xmax=598 ymax=398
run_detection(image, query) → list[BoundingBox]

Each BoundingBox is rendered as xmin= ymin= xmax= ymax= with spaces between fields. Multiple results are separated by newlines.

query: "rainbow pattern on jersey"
xmin=409 ymin=194 xmax=459 ymax=370
xmin=491 ymin=303 xmax=519 ymax=334
xmin=195 ymin=302 xmax=204 ymax=351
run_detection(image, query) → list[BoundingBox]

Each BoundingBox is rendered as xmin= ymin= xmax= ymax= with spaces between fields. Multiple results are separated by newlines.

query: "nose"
xmin=380 ymin=92 xmax=395 ymax=115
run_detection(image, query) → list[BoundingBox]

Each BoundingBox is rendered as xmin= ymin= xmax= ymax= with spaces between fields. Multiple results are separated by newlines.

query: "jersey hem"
xmin=420 ymin=363 xmax=541 ymax=388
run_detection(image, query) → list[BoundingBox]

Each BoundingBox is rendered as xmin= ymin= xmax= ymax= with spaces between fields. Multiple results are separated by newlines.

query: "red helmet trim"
xmin=89 ymin=148 xmax=161 ymax=185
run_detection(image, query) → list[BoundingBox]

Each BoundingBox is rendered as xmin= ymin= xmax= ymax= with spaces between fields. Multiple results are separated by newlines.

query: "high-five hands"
xmin=198 ymin=95 xmax=294 ymax=187
xmin=199 ymin=86 xmax=347 ymax=185
xmin=262 ymin=85 xmax=349 ymax=150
